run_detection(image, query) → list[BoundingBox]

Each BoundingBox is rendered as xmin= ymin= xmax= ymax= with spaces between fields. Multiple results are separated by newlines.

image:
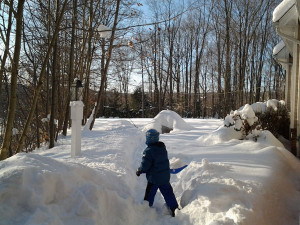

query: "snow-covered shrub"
xmin=224 ymin=104 xmax=259 ymax=140
xmin=224 ymin=100 xmax=289 ymax=141
xmin=255 ymin=101 xmax=289 ymax=139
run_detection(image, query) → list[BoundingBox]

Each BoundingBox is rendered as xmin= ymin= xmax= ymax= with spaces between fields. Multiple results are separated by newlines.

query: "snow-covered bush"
xmin=224 ymin=104 xmax=259 ymax=140
xmin=224 ymin=100 xmax=289 ymax=141
xmin=255 ymin=101 xmax=289 ymax=139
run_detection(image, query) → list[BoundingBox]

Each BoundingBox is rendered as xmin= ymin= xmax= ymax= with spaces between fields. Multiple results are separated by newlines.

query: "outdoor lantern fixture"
xmin=71 ymin=78 xmax=83 ymax=101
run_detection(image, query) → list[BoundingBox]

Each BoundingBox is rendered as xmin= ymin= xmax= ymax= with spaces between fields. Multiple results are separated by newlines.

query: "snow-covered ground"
xmin=0 ymin=112 xmax=300 ymax=225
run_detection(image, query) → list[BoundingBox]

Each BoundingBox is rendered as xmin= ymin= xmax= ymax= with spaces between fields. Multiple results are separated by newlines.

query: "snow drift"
xmin=0 ymin=117 xmax=299 ymax=225
xmin=143 ymin=110 xmax=193 ymax=133
xmin=199 ymin=100 xmax=288 ymax=145
xmin=0 ymin=154 xmax=149 ymax=225
xmin=198 ymin=124 xmax=285 ymax=148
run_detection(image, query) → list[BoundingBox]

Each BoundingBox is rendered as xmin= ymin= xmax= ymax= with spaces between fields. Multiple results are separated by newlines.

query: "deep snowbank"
xmin=175 ymin=159 xmax=257 ymax=224
xmin=197 ymin=125 xmax=243 ymax=145
xmin=243 ymin=145 xmax=300 ymax=225
xmin=0 ymin=119 xmax=154 ymax=225
xmin=0 ymin=154 xmax=151 ymax=225
xmin=0 ymin=117 xmax=299 ymax=225
xmin=198 ymin=125 xmax=284 ymax=149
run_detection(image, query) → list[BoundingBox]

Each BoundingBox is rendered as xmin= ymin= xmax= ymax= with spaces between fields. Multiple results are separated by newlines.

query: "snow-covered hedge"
xmin=224 ymin=100 xmax=289 ymax=141
xmin=255 ymin=100 xmax=289 ymax=139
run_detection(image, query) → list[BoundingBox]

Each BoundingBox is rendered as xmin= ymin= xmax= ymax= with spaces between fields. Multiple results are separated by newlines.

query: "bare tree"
xmin=0 ymin=0 xmax=25 ymax=160
xmin=16 ymin=0 xmax=69 ymax=154
xmin=0 ymin=0 xmax=13 ymax=102
xmin=89 ymin=0 xmax=121 ymax=130
xmin=62 ymin=0 xmax=77 ymax=136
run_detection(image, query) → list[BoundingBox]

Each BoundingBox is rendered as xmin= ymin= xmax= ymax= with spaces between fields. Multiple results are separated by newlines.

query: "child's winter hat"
xmin=146 ymin=129 xmax=159 ymax=145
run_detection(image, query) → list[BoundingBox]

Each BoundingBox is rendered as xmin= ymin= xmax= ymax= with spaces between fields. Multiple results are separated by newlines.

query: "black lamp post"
xmin=71 ymin=78 xmax=83 ymax=101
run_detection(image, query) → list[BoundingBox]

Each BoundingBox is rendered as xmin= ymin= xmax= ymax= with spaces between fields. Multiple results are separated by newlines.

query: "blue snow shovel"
xmin=170 ymin=165 xmax=188 ymax=174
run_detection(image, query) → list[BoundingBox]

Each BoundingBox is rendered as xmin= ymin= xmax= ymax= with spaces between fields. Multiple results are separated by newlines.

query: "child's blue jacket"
xmin=138 ymin=141 xmax=170 ymax=185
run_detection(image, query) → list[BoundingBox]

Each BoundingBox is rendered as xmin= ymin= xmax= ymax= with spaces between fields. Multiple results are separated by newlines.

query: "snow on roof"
xmin=273 ymin=0 xmax=296 ymax=22
xmin=273 ymin=40 xmax=286 ymax=55
xmin=143 ymin=110 xmax=193 ymax=133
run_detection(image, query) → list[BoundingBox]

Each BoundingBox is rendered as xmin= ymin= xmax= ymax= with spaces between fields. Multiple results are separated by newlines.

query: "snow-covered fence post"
xmin=70 ymin=79 xmax=84 ymax=157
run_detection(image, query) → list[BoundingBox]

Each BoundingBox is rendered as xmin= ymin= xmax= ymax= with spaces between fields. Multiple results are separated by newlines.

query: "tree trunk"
xmin=153 ymin=27 xmax=160 ymax=114
xmin=34 ymin=67 xmax=40 ymax=149
xmin=224 ymin=0 xmax=232 ymax=115
xmin=193 ymin=43 xmax=200 ymax=117
xmin=168 ymin=40 xmax=174 ymax=109
xmin=98 ymin=40 xmax=106 ymax=117
xmin=83 ymin=0 xmax=95 ymax=124
xmin=49 ymin=0 xmax=60 ymax=149
xmin=0 ymin=0 xmax=25 ymax=160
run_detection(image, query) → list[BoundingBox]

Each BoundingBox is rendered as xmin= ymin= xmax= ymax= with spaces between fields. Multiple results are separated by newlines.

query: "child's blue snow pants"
xmin=144 ymin=182 xmax=178 ymax=210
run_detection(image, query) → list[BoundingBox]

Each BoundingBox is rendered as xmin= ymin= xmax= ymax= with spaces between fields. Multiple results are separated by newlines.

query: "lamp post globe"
xmin=97 ymin=24 xmax=112 ymax=38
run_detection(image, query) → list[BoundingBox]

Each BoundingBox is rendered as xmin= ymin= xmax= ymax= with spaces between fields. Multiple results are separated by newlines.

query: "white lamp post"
xmin=70 ymin=78 xmax=84 ymax=157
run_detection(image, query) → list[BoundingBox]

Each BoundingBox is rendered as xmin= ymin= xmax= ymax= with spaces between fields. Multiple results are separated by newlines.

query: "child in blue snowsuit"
xmin=136 ymin=129 xmax=178 ymax=217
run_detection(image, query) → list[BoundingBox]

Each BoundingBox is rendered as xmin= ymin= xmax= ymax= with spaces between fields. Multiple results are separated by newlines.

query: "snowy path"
xmin=0 ymin=118 xmax=299 ymax=225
